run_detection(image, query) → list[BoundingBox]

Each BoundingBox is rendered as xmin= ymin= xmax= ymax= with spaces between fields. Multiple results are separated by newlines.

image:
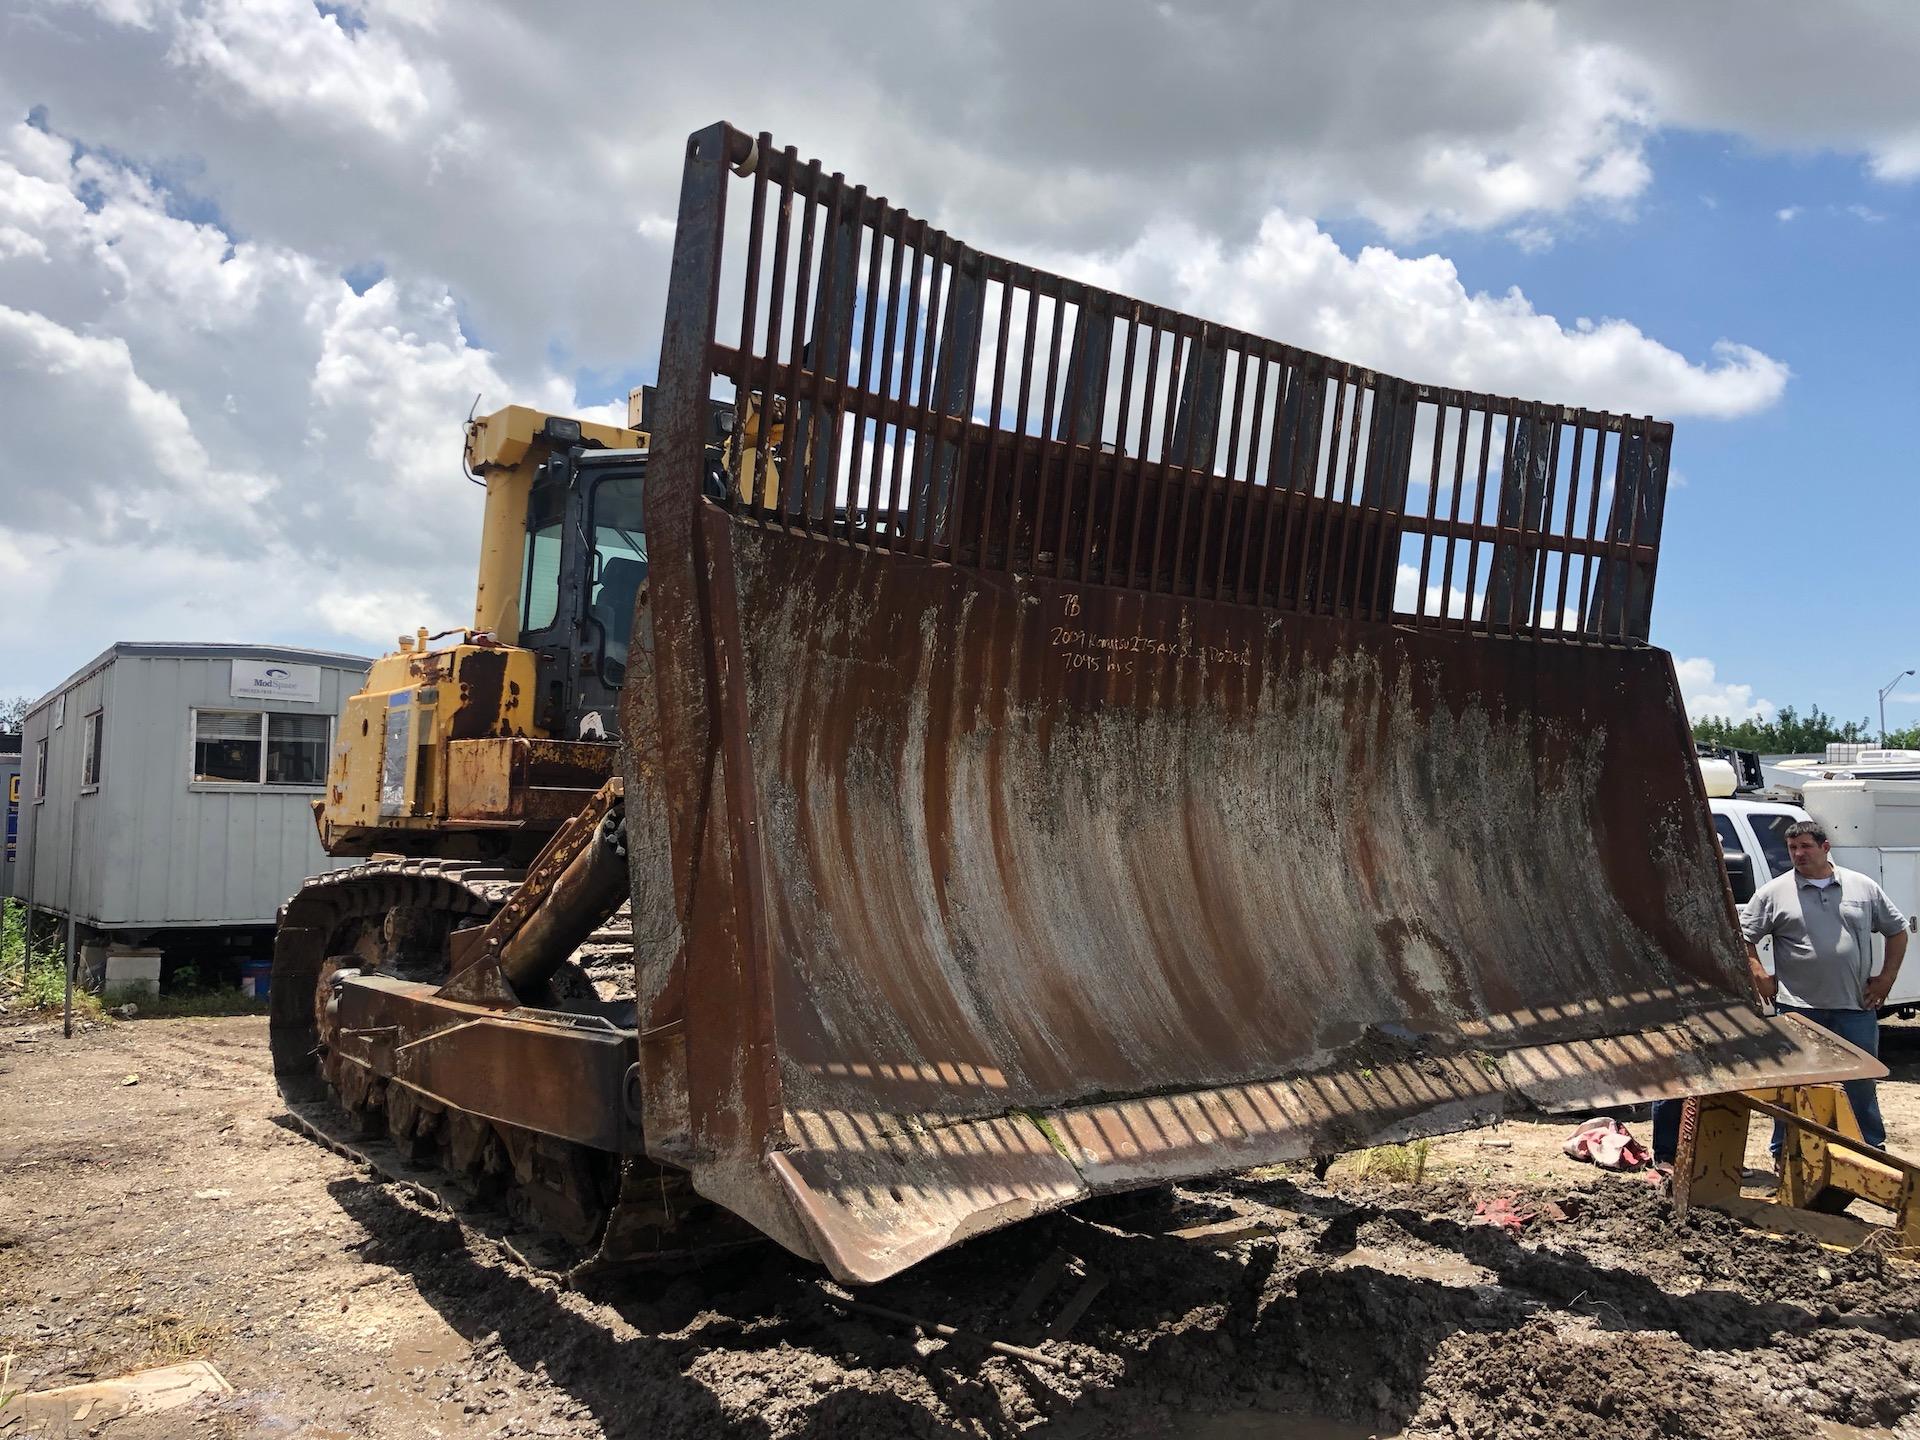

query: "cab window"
xmin=588 ymin=473 xmax=646 ymax=683
xmin=520 ymin=480 xmax=566 ymax=634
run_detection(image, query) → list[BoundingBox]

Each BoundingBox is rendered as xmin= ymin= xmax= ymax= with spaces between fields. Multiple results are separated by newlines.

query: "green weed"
xmin=0 ymin=899 xmax=103 ymax=1021
xmin=1355 ymin=1138 xmax=1432 ymax=1185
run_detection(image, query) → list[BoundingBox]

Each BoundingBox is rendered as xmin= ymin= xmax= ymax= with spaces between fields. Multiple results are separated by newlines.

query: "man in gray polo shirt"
xmin=1743 ymin=818 xmax=1909 ymax=1153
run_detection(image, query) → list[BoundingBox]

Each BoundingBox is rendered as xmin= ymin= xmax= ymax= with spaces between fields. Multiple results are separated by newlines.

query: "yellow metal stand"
xmin=1673 ymin=1086 xmax=1920 ymax=1256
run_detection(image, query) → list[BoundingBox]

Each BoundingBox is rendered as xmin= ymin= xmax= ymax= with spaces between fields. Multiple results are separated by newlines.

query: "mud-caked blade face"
xmin=627 ymin=122 xmax=1879 ymax=1285
xmin=710 ymin=523 xmax=1874 ymax=1281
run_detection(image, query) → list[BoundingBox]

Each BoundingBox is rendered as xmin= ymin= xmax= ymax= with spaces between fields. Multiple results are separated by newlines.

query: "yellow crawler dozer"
xmin=271 ymin=121 xmax=1881 ymax=1285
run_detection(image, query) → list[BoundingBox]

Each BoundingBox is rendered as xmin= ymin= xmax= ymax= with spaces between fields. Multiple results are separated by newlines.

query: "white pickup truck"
xmin=1708 ymin=751 xmax=1920 ymax=1015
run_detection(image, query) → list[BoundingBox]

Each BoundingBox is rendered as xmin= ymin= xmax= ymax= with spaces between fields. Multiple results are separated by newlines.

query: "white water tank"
xmin=1698 ymin=757 xmax=1738 ymax=798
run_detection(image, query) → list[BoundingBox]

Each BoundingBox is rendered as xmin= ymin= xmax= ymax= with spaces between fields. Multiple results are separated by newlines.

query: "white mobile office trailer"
xmin=16 ymin=642 xmax=369 ymax=985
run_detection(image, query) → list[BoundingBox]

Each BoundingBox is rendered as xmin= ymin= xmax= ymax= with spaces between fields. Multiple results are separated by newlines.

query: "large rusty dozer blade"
xmin=625 ymin=123 xmax=1881 ymax=1284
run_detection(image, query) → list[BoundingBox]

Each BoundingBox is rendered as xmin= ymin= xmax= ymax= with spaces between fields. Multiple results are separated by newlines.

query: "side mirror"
xmin=1723 ymin=850 xmax=1755 ymax=905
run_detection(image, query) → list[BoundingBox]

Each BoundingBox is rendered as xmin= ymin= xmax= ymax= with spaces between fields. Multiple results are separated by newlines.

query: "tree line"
xmin=1693 ymin=703 xmax=1920 ymax=754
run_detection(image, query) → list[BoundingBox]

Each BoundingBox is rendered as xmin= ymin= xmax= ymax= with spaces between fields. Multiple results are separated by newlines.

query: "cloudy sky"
xmin=2 ymin=1 xmax=1917 ymax=729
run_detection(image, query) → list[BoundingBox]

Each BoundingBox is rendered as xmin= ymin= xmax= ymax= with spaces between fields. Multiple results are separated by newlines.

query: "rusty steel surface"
xmin=445 ymin=738 xmax=615 ymax=826
xmin=625 ymin=123 xmax=1870 ymax=1284
xmin=329 ymin=975 xmax=640 ymax=1155
xmin=490 ymin=780 xmax=629 ymax=990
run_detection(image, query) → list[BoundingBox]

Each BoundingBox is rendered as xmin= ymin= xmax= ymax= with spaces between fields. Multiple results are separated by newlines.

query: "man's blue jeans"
xmin=1651 ymin=1095 xmax=1682 ymax=1164
xmin=1771 ymin=1005 xmax=1885 ymax=1156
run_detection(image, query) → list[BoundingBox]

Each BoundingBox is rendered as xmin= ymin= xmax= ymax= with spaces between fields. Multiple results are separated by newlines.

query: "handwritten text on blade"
xmin=1048 ymin=594 xmax=1251 ymax=676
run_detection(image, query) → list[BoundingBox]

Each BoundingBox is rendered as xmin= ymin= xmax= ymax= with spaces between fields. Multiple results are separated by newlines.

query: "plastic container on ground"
xmin=104 ymin=948 xmax=162 ymax=1000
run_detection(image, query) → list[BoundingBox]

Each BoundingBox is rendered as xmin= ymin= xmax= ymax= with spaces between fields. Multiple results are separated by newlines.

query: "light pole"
xmin=1878 ymin=668 xmax=1915 ymax=746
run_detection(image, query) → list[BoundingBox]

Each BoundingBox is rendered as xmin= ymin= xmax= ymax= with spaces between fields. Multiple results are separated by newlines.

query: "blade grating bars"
xmin=700 ymin=128 xmax=1671 ymax=645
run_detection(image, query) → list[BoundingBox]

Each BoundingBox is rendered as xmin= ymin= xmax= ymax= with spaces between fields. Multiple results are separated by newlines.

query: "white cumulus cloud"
xmin=1044 ymin=214 xmax=1787 ymax=418
xmin=1675 ymin=657 xmax=1775 ymax=723
xmin=0 ymin=113 xmax=619 ymax=690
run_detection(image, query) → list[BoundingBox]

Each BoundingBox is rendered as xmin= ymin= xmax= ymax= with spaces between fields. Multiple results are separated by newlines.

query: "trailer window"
xmin=33 ymin=737 xmax=47 ymax=801
xmin=195 ymin=711 xmax=262 ymax=783
xmin=266 ymin=714 xmax=330 ymax=784
xmin=193 ymin=711 xmax=331 ymax=786
xmin=82 ymin=710 xmax=103 ymax=789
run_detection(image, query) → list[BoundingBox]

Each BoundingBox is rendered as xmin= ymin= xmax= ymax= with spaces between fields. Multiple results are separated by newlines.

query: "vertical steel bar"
xmin=1576 ymin=417 xmax=1609 ymax=635
xmin=815 ymin=181 xmax=865 ymax=534
xmin=882 ymin=217 xmax=927 ymax=548
xmin=796 ymin=169 xmax=845 ymax=530
xmin=941 ymin=252 xmax=987 ymax=560
xmin=1491 ymin=399 xmax=1544 ymax=636
xmin=1615 ymin=415 xmax=1653 ymax=641
xmin=1599 ymin=415 xmax=1636 ymax=640
xmin=1629 ymin=421 xmax=1671 ymax=640
xmin=1053 ymin=292 xmax=1102 ymax=578
xmin=1231 ymin=346 xmax=1273 ymax=605
xmin=1362 ymin=379 xmax=1414 ymax=623
xmin=1075 ymin=302 xmax=1117 ymax=582
xmin=1483 ymin=397 xmax=1522 ymax=635
xmin=1437 ymin=399 xmax=1472 ymax=623
xmin=1147 ymin=329 xmax=1189 ymax=592
xmin=1327 ymin=372 xmax=1368 ymax=616
xmin=1414 ymin=396 xmax=1447 ymax=621
xmin=1200 ymin=341 xmax=1250 ymax=600
xmin=1254 ymin=357 xmax=1304 ymax=607
xmin=1505 ymin=400 xmax=1541 ymax=636
xmin=734 ymin=140 xmax=769 ymax=517
xmin=1029 ymin=279 xmax=1068 ymax=572
xmin=1299 ymin=365 xmax=1346 ymax=613
xmin=1100 ymin=306 xmax=1141 ymax=587
xmin=843 ymin=197 xmax=887 ymax=540
xmin=1461 ymin=397 xmax=1498 ymax=629
xmin=1526 ymin=405 xmax=1564 ymax=634
xmin=1290 ymin=366 xmax=1336 ymax=614
xmin=1552 ymin=417 xmax=1585 ymax=634
xmin=865 ymin=207 xmax=908 ymax=546
xmin=752 ymin=146 xmax=796 ymax=518
xmin=1002 ymin=269 xmax=1042 ymax=571
xmin=1169 ymin=329 xmax=1224 ymax=597
xmin=905 ymin=229 xmax=946 ymax=557
xmin=1167 ymin=337 xmax=1202 ymax=598
xmin=978 ymin=274 xmax=1014 ymax=568
xmin=778 ymin=157 xmax=822 ymax=529
xmin=1594 ymin=414 xmax=1635 ymax=637
xmin=1124 ymin=316 xmax=1165 ymax=588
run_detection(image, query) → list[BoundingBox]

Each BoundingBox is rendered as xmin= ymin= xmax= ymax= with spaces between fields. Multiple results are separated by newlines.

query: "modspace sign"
xmin=231 ymin=659 xmax=322 ymax=704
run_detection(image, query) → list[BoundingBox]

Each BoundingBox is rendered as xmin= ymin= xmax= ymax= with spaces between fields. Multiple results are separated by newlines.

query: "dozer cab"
xmin=271 ymin=121 xmax=1882 ymax=1285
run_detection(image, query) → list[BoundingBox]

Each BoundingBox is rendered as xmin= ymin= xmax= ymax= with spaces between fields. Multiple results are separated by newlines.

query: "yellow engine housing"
xmin=319 ymin=639 xmax=612 ymax=855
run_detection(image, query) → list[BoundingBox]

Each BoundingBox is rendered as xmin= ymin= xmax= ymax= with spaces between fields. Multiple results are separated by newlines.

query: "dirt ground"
xmin=4 ymin=1015 xmax=1920 ymax=1440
